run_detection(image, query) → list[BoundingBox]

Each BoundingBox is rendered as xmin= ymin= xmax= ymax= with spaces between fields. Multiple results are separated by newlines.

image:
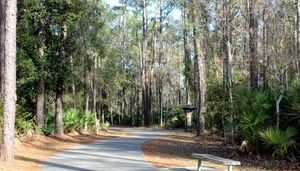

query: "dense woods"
xmin=0 ymin=0 xmax=299 ymax=167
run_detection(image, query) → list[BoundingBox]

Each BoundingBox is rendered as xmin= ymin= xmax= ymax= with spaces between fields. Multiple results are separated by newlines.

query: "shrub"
xmin=63 ymin=108 xmax=96 ymax=132
xmin=43 ymin=111 xmax=55 ymax=135
xmin=234 ymin=88 xmax=272 ymax=149
xmin=15 ymin=117 xmax=34 ymax=135
xmin=63 ymin=108 xmax=82 ymax=132
xmin=260 ymin=127 xmax=297 ymax=157
xmin=166 ymin=106 xmax=185 ymax=128
xmin=82 ymin=110 xmax=96 ymax=130
xmin=100 ymin=121 xmax=110 ymax=130
xmin=42 ymin=123 xmax=55 ymax=135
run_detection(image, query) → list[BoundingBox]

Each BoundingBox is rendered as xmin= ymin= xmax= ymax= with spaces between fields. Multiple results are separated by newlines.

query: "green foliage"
xmin=82 ymin=111 xmax=96 ymax=130
xmin=63 ymin=108 xmax=83 ymax=132
xmin=42 ymin=123 xmax=56 ymax=135
xmin=100 ymin=121 xmax=110 ymax=130
xmin=63 ymin=108 xmax=95 ymax=132
xmin=15 ymin=118 xmax=35 ymax=135
xmin=240 ymin=112 xmax=268 ymax=147
xmin=234 ymin=88 xmax=273 ymax=148
xmin=260 ymin=127 xmax=297 ymax=157
xmin=166 ymin=106 xmax=185 ymax=128
xmin=15 ymin=105 xmax=35 ymax=135
xmin=206 ymin=78 xmax=229 ymax=132
xmin=43 ymin=111 xmax=56 ymax=135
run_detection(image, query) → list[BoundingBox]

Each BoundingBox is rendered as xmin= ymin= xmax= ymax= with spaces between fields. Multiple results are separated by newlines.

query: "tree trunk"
xmin=275 ymin=94 xmax=283 ymax=129
xmin=222 ymin=0 xmax=234 ymax=140
xmin=249 ymin=0 xmax=259 ymax=90
xmin=191 ymin=0 xmax=206 ymax=136
xmin=297 ymin=0 xmax=300 ymax=80
xmin=36 ymin=78 xmax=45 ymax=126
xmin=0 ymin=0 xmax=5 ymax=94
xmin=93 ymin=55 xmax=99 ymax=133
xmin=36 ymin=4 xmax=46 ymax=126
xmin=55 ymin=24 xmax=67 ymax=136
xmin=81 ymin=21 xmax=90 ymax=131
xmin=55 ymin=81 xmax=64 ymax=136
xmin=183 ymin=0 xmax=192 ymax=105
xmin=158 ymin=0 xmax=163 ymax=126
xmin=0 ymin=0 xmax=17 ymax=163
xmin=262 ymin=0 xmax=269 ymax=89
xmin=70 ymin=55 xmax=76 ymax=108
xmin=141 ymin=0 xmax=151 ymax=126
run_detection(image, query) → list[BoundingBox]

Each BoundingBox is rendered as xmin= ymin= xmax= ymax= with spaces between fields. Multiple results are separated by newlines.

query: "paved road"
xmin=41 ymin=127 xmax=217 ymax=171
xmin=41 ymin=128 xmax=167 ymax=171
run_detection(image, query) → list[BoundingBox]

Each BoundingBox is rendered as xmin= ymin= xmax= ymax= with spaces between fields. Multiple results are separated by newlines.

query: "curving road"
xmin=41 ymin=127 xmax=167 ymax=171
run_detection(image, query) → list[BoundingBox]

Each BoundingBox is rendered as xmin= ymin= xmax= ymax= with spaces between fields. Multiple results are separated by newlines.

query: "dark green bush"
xmin=166 ymin=105 xmax=185 ymax=128
xmin=234 ymin=88 xmax=273 ymax=149
xmin=43 ymin=111 xmax=55 ymax=135
xmin=42 ymin=123 xmax=55 ymax=135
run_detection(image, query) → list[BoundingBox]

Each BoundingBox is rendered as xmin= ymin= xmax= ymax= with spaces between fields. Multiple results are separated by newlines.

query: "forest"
xmin=0 ymin=0 xmax=299 ymax=169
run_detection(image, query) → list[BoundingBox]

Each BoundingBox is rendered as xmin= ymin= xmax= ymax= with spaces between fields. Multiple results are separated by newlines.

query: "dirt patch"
xmin=0 ymin=129 xmax=128 ymax=171
xmin=141 ymin=130 xmax=300 ymax=171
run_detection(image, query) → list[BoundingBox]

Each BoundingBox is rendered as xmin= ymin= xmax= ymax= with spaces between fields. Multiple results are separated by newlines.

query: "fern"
xmin=260 ymin=127 xmax=297 ymax=157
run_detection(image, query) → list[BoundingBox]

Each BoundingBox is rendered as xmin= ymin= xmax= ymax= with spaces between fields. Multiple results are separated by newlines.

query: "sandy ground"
xmin=141 ymin=130 xmax=299 ymax=171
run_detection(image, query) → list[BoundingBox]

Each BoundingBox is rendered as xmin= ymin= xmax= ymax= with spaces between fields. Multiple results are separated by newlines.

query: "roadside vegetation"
xmin=0 ymin=0 xmax=299 ymax=170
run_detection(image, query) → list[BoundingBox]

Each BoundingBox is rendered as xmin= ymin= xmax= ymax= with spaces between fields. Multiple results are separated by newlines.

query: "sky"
xmin=105 ymin=0 xmax=120 ymax=6
xmin=103 ymin=0 xmax=182 ymax=20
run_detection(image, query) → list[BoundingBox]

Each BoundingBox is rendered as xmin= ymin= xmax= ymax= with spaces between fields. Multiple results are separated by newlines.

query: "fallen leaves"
xmin=141 ymin=130 xmax=300 ymax=171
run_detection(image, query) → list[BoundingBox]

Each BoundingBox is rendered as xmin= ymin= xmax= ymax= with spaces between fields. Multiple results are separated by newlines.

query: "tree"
xmin=141 ymin=0 xmax=151 ymax=126
xmin=191 ymin=0 xmax=206 ymax=136
xmin=36 ymin=0 xmax=46 ymax=127
xmin=0 ymin=0 xmax=17 ymax=162
xmin=183 ymin=0 xmax=192 ymax=105
xmin=262 ymin=0 xmax=270 ymax=90
xmin=248 ymin=0 xmax=258 ymax=90
xmin=222 ymin=0 xmax=234 ymax=139
xmin=297 ymin=0 xmax=300 ymax=78
xmin=55 ymin=24 xmax=68 ymax=136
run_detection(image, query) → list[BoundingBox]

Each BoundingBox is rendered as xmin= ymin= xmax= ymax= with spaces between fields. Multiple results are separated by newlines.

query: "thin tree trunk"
xmin=110 ymin=107 xmax=113 ymax=125
xmin=141 ymin=0 xmax=151 ymax=126
xmin=0 ymin=0 xmax=17 ymax=162
xmin=222 ymin=0 xmax=234 ymax=140
xmin=262 ymin=0 xmax=269 ymax=89
xmin=296 ymin=0 xmax=300 ymax=82
xmin=249 ymin=0 xmax=259 ymax=90
xmin=132 ymin=86 xmax=136 ymax=126
xmin=275 ymin=94 xmax=283 ymax=129
xmin=191 ymin=0 xmax=206 ymax=136
xmin=150 ymin=16 xmax=157 ymax=125
xmin=93 ymin=55 xmax=99 ymax=133
xmin=183 ymin=0 xmax=191 ymax=105
xmin=81 ymin=21 xmax=90 ymax=131
xmin=70 ymin=55 xmax=76 ymax=108
xmin=158 ymin=0 xmax=163 ymax=126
